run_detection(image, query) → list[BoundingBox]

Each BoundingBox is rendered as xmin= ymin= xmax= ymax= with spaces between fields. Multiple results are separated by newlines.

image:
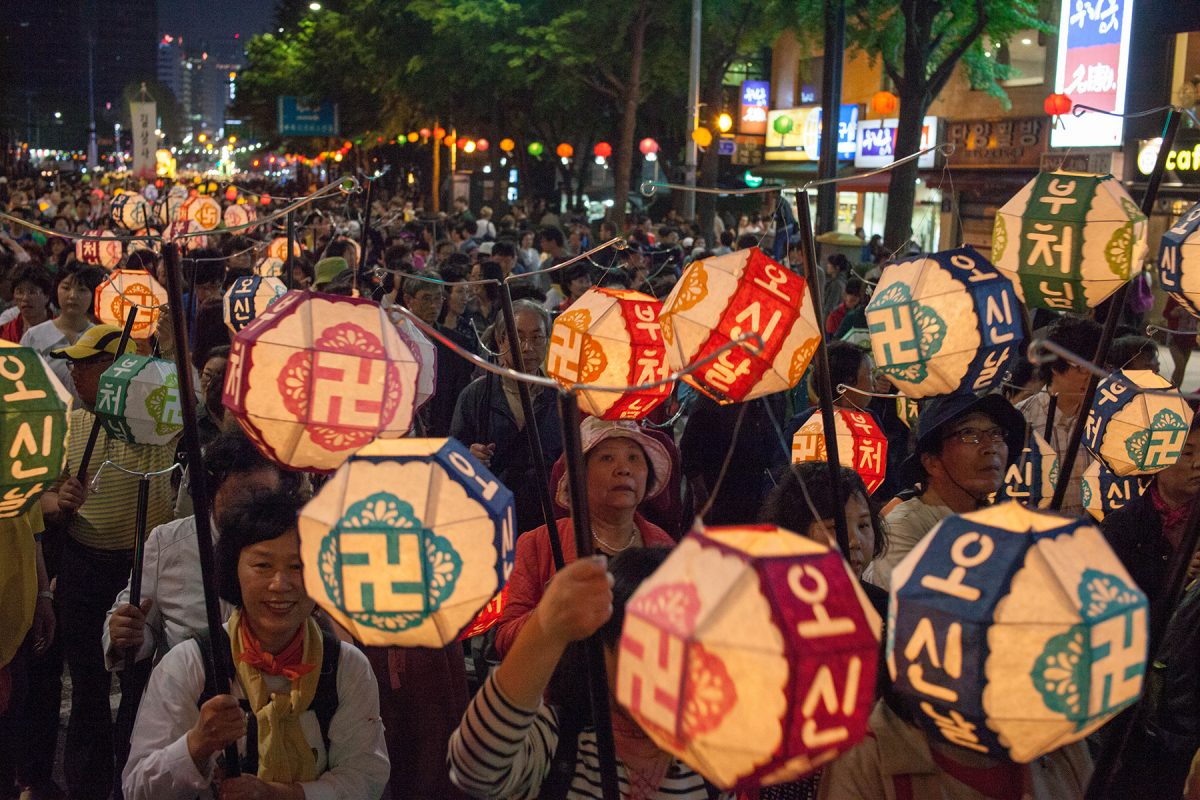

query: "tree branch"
xmin=927 ymin=0 xmax=987 ymax=97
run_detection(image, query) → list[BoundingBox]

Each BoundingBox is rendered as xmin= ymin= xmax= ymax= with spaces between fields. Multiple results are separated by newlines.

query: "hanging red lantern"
xmin=475 ymin=138 xmax=489 ymax=152
xmin=224 ymin=186 xmax=238 ymax=202
xmin=869 ymin=91 xmax=899 ymax=116
xmin=594 ymin=141 xmax=613 ymax=159
xmin=419 ymin=127 xmax=431 ymax=139
xmin=639 ymin=138 xmax=659 ymax=156
xmin=433 ymin=126 xmax=446 ymax=140
xmin=1043 ymin=92 xmax=1073 ymax=116
xmin=555 ymin=143 xmax=574 ymax=159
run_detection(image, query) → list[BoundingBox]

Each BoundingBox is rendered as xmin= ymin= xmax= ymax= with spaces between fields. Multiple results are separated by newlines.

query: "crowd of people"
xmin=0 ymin=170 xmax=1198 ymax=800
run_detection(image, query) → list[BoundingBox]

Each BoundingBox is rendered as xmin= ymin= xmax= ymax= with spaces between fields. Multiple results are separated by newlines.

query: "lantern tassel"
xmin=160 ymin=243 xmax=242 ymax=777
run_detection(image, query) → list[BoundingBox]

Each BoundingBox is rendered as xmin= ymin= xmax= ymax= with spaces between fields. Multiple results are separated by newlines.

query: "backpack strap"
xmin=538 ymin=703 xmax=588 ymax=800
xmin=309 ymin=629 xmax=341 ymax=757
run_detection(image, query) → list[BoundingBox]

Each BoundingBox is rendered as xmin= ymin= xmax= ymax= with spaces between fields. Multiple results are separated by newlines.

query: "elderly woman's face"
xmin=238 ymin=529 xmax=315 ymax=643
xmin=586 ymin=438 xmax=649 ymax=512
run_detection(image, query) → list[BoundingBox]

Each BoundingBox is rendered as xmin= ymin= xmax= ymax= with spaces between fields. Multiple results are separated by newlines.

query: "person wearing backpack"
xmin=122 ymin=491 xmax=389 ymax=800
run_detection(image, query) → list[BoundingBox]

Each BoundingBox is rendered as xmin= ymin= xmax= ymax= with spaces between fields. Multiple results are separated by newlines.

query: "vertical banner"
xmin=1050 ymin=0 xmax=1135 ymax=148
xmin=130 ymin=101 xmax=157 ymax=179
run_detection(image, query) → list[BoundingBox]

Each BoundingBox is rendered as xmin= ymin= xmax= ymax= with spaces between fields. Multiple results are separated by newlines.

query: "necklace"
xmin=593 ymin=526 xmax=638 ymax=553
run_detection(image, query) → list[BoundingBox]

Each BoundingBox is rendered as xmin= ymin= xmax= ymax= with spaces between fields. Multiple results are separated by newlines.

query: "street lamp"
xmin=53 ymin=111 xmax=62 ymax=120
xmin=717 ymin=112 xmax=733 ymax=133
xmin=309 ymin=1 xmax=321 ymax=9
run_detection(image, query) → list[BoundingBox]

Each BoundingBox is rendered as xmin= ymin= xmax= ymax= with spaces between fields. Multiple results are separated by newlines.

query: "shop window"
xmin=991 ymin=29 xmax=1047 ymax=87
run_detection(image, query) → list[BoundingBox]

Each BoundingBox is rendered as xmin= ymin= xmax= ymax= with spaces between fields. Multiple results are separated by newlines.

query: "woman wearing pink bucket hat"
xmin=493 ymin=417 xmax=675 ymax=658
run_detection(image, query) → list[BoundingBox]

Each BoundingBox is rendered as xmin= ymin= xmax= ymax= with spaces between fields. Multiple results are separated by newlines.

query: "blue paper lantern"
xmin=1083 ymin=369 xmax=1194 ymax=477
xmin=996 ymin=430 xmax=1058 ymax=508
xmin=1158 ymin=200 xmax=1200 ymax=318
xmin=888 ymin=502 xmax=1148 ymax=762
xmin=865 ymin=246 xmax=1022 ymax=398
xmin=298 ymin=437 xmax=516 ymax=647
xmin=222 ymin=274 xmax=287 ymax=333
xmin=1080 ymin=460 xmax=1149 ymax=522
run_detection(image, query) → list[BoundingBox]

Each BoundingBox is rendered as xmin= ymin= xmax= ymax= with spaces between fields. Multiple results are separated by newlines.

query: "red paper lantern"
xmin=419 ymin=127 xmax=431 ymax=139
xmin=594 ymin=141 xmax=613 ymax=159
xmin=639 ymin=138 xmax=659 ymax=156
xmin=224 ymin=186 xmax=238 ymax=202
xmin=869 ymin=90 xmax=899 ymax=116
xmin=1044 ymin=92 xmax=1073 ymax=116
xmin=475 ymin=138 xmax=489 ymax=152
xmin=555 ymin=143 xmax=574 ymax=159
xmin=433 ymin=126 xmax=446 ymax=140
xmin=224 ymin=291 xmax=422 ymax=472
xmin=791 ymin=409 xmax=889 ymax=494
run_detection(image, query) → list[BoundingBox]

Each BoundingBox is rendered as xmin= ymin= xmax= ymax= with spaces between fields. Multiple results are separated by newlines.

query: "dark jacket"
xmin=423 ymin=325 xmax=477 ymax=438
xmin=1101 ymin=486 xmax=1174 ymax=627
xmin=450 ymin=373 xmax=563 ymax=535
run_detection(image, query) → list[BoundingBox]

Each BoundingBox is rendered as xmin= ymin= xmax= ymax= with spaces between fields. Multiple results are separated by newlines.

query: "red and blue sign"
xmin=1051 ymin=0 xmax=1134 ymax=148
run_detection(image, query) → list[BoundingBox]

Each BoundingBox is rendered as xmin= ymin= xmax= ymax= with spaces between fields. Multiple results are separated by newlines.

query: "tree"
xmin=847 ymin=0 xmax=1047 ymax=252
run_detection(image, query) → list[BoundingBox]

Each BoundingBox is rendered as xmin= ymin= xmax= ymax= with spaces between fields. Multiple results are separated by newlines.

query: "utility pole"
xmin=816 ymin=0 xmax=845 ymax=238
xmin=683 ymin=0 xmax=701 ymax=221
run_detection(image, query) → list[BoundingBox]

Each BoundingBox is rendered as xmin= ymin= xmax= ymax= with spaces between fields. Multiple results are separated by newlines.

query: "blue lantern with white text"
xmin=1158 ymin=200 xmax=1200 ymax=319
xmin=1080 ymin=461 xmax=1149 ymax=522
xmin=223 ymin=275 xmax=287 ymax=334
xmin=1082 ymin=370 xmax=1194 ymax=477
xmin=866 ymin=247 xmax=1022 ymax=398
xmin=889 ymin=503 xmax=1147 ymax=762
xmin=996 ymin=430 xmax=1058 ymax=508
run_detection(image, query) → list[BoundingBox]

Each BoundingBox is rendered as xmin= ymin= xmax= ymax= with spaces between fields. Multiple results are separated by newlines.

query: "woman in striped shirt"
xmin=448 ymin=548 xmax=729 ymax=800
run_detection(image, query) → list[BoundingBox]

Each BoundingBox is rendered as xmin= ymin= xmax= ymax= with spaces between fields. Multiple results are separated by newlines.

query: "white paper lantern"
xmin=1080 ymin=460 xmax=1149 ymax=522
xmin=1083 ymin=369 xmax=1194 ymax=476
xmin=177 ymin=195 xmax=222 ymax=231
xmin=997 ymin=430 xmax=1059 ymax=508
xmin=94 ymin=269 xmax=167 ymax=340
xmin=94 ymin=354 xmax=184 ymax=445
xmin=109 ymin=192 xmax=150 ymax=230
xmin=223 ymin=203 xmax=257 ymax=230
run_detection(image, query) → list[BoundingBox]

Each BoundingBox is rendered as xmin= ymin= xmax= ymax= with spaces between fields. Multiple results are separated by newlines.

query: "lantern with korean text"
xmin=897 ymin=395 xmax=920 ymax=431
xmin=546 ymin=287 xmax=670 ymax=420
xmin=164 ymin=219 xmax=210 ymax=252
xmin=298 ymin=437 xmax=516 ymax=646
xmin=254 ymin=257 xmax=285 ymax=278
xmin=992 ymin=172 xmax=1147 ymax=313
xmin=267 ymin=236 xmax=302 ymax=262
xmin=1157 ymin=200 xmax=1200 ymax=318
xmin=791 ymin=408 xmax=888 ymax=494
xmin=1082 ymin=369 xmax=1194 ymax=477
xmin=94 ymin=269 xmax=166 ymax=340
xmin=889 ymin=503 xmax=1147 ymax=762
xmin=1080 ymin=460 xmax=1149 ymax=522
xmin=0 ymin=343 xmax=72 ymax=519
xmin=223 ymin=275 xmax=287 ymax=334
xmin=93 ymin=354 xmax=184 ymax=446
xmin=223 ymin=202 xmax=257 ymax=230
xmin=109 ymin=192 xmax=150 ymax=230
xmin=616 ymin=524 xmax=881 ymax=790
xmin=866 ymin=247 xmax=1022 ymax=398
xmin=223 ymin=290 xmax=421 ymax=472
xmin=996 ymin=430 xmax=1058 ymax=508
xmin=75 ymin=230 xmax=123 ymax=269
xmin=659 ymin=250 xmax=820 ymax=403
xmin=177 ymin=194 xmax=222 ymax=231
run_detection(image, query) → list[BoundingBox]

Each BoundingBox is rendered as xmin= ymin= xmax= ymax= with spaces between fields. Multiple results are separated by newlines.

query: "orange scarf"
xmin=237 ymin=621 xmax=315 ymax=681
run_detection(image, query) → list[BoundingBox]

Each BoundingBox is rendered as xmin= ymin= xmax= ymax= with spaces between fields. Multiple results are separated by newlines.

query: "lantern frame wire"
xmin=89 ymin=459 xmax=181 ymax=493
xmin=1030 ymin=339 xmax=1200 ymax=401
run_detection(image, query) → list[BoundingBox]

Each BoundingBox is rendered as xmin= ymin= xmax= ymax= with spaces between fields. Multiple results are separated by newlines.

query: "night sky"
xmin=157 ymin=0 xmax=276 ymax=48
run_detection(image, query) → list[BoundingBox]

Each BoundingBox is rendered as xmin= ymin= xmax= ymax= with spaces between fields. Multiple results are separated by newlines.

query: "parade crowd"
xmin=0 ymin=172 xmax=1198 ymax=800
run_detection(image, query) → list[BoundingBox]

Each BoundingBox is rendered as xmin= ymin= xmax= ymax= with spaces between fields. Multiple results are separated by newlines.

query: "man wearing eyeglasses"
xmin=863 ymin=392 xmax=1025 ymax=591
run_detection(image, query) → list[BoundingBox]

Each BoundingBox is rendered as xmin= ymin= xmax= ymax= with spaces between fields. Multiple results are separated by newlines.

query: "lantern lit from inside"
xmin=888 ymin=503 xmax=1147 ymax=762
xmin=94 ymin=354 xmax=184 ymax=446
xmin=109 ymin=192 xmax=150 ymax=230
xmin=546 ymin=287 xmax=670 ymax=420
xmin=992 ymin=172 xmax=1147 ymax=313
xmin=177 ymin=194 xmax=222 ymax=231
xmin=94 ymin=269 xmax=167 ymax=340
xmin=616 ymin=524 xmax=881 ymax=790
xmin=1083 ymin=369 xmax=1193 ymax=477
xmin=1080 ymin=460 xmax=1148 ymax=522
xmin=791 ymin=409 xmax=888 ymax=494
xmin=866 ymin=247 xmax=1022 ymax=398
xmin=223 ymin=202 xmax=257 ymax=230
xmin=223 ymin=275 xmax=287 ymax=334
xmin=298 ymin=437 xmax=516 ymax=647
xmin=267 ymin=236 xmax=302 ymax=262
xmin=164 ymin=219 xmax=210 ymax=251
xmin=897 ymin=395 xmax=920 ymax=430
xmin=254 ymin=257 xmax=285 ymax=278
xmin=387 ymin=312 xmax=438 ymax=412
xmin=997 ymin=430 xmax=1058 ymax=508
xmin=659 ymin=250 xmax=820 ymax=403
xmin=0 ymin=343 xmax=72 ymax=519
xmin=223 ymin=290 xmax=421 ymax=472
xmin=1157 ymin=200 xmax=1200 ymax=318
xmin=75 ymin=230 xmax=123 ymax=269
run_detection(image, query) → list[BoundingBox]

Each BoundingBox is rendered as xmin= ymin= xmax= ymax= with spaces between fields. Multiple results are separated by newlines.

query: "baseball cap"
xmin=49 ymin=324 xmax=137 ymax=361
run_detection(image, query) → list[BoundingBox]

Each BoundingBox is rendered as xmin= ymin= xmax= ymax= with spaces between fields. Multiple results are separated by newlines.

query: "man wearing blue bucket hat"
xmin=863 ymin=391 xmax=1025 ymax=591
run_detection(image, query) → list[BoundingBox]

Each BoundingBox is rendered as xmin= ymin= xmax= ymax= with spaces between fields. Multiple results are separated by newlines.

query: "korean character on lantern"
xmin=901 ymin=616 xmax=964 ymax=703
xmin=971 ymin=347 xmax=1012 ymax=392
xmin=0 ymin=484 xmax=43 ymax=518
xmin=1036 ymin=279 xmax=1078 ymax=311
xmin=1024 ymin=222 xmax=1074 ymax=274
xmin=799 ymin=658 xmax=864 ymax=749
xmin=919 ymin=530 xmax=995 ymax=603
xmin=702 ymin=347 xmax=754 ymax=395
xmin=919 ymin=702 xmax=988 ymax=753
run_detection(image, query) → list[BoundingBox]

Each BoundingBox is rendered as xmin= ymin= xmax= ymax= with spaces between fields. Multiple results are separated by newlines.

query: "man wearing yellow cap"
xmin=41 ymin=324 xmax=178 ymax=800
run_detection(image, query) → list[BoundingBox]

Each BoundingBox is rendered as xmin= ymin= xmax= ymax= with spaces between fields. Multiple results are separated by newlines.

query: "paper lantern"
xmin=997 ymin=430 xmax=1058 ymax=508
xmin=691 ymin=128 xmax=713 ymax=148
xmin=224 ymin=186 xmax=239 ymax=202
xmin=75 ymin=230 xmax=123 ymax=269
xmin=617 ymin=524 xmax=881 ymax=790
xmin=555 ymin=142 xmax=573 ymax=159
xmin=475 ymin=138 xmax=489 ymax=152
xmin=457 ymin=586 xmax=506 ymax=641
xmin=1080 ymin=460 xmax=1149 ymax=522
xmin=224 ymin=290 xmax=421 ymax=472
xmin=152 ymin=195 xmax=184 ymax=226
xmin=109 ymin=192 xmax=150 ymax=230
xmin=546 ymin=287 xmax=670 ymax=420
xmin=897 ymin=395 xmax=920 ymax=430
xmin=639 ymin=137 xmax=659 ymax=156
xmin=267 ymin=236 xmax=302 ymax=262
xmin=223 ymin=202 xmax=257 ymax=229
xmin=387 ymin=310 xmax=438 ymax=412
xmin=499 ymin=137 xmax=515 ymax=152
xmin=791 ymin=408 xmax=888 ymax=494
xmin=0 ymin=343 xmax=72 ymax=519
xmin=1043 ymin=93 xmax=1072 ymax=116
xmin=94 ymin=354 xmax=184 ymax=446
xmin=297 ymin=437 xmax=516 ymax=646
xmin=419 ymin=127 xmax=431 ymax=139
xmin=594 ymin=141 xmax=612 ymax=158
xmin=443 ymin=134 xmax=456 ymax=147
xmin=223 ymin=275 xmax=287 ymax=334
xmin=888 ymin=503 xmax=1147 ymax=762
xmin=992 ymin=172 xmax=1147 ymax=313
xmin=94 ymin=269 xmax=167 ymax=340
xmin=527 ymin=141 xmax=544 ymax=157
xmin=164 ymin=219 xmax=210 ymax=252
xmin=866 ymin=247 xmax=1022 ymax=398
xmin=1082 ymin=369 xmax=1194 ymax=477
xmin=254 ymin=257 xmax=285 ymax=278
xmin=1157 ymin=200 xmax=1200 ymax=318
xmin=177 ymin=195 xmax=222 ymax=231
xmin=659 ymin=250 xmax=821 ymax=403
xmin=432 ymin=127 xmax=446 ymax=140
xmin=773 ymin=115 xmax=794 ymax=135
xmin=870 ymin=91 xmax=899 ymax=116
xmin=406 ymin=131 xmax=419 ymax=143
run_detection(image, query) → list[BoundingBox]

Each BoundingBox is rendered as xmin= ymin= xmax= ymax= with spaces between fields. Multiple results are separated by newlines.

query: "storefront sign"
xmin=1136 ymin=132 xmax=1200 ymax=185
xmin=1050 ymin=0 xmax=1136 ymax=148
xmin=764 ymin=105 xmax=858 ymax=162
xmin=1040 ymin=151 xmax=1113 ymax=174
xmin=854 ymin=116 xmax=939 ymax=168
xmin=739 ymin=81 xmax=770 ymax=136
xmin=944 ymin=117 xmax=1047 ymax=168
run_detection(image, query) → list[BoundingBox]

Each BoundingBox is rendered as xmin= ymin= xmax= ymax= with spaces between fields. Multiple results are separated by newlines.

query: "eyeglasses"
xmin=945 ymin=426 xmax=1007 ymax=446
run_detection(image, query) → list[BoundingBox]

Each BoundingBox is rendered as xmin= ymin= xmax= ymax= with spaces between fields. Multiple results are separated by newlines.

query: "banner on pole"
xmin=277 ymin=97 xmax=340 ymax=136
xmin=130 ymin=101 xmax=156 ymax=179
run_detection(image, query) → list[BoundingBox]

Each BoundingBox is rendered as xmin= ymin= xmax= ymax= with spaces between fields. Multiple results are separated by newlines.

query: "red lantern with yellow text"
xmin=791 ymin=409 xmax=888 ymax=494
